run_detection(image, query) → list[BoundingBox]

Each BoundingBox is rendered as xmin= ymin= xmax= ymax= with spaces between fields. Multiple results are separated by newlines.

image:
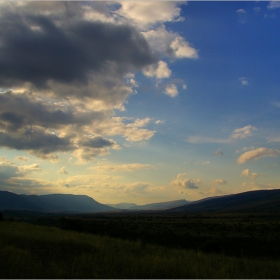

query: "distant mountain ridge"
xmin=166 ymin=189 xmax=280 ymax=213
xmin=1 ymin=189 xmax=280 ymax=214
xmin=0 ymin=191 xmax=115 ymax=213
xmin=108 ymin=199 xmax=189 ymax=210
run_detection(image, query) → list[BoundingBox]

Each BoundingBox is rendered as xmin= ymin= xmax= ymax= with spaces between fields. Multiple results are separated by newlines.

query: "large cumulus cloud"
xmin=0 ymin=2 xmax=162 ymax=162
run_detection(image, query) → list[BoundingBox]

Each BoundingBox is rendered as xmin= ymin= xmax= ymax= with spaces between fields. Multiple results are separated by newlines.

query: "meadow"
xmin=1 ymin=217 xmax=280 ymax=278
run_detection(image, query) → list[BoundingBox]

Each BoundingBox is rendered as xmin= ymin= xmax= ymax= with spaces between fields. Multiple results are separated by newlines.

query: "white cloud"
xmin=237 ymin=147 xmax=280 ymax=164
xmin=182 ymin=84 xmax=187 ymax=90
xmin=213 ymin=179 xmax=227 ymax=185
xmin=202 ymin=161 xmax=210 ymax=165
xmin=171 ymin=173 xmax=201 ymax=189
xmin=241 ymin=169 xmax=250 ymax=176
xmin=231 ymin=125 xmax=257 ymax=139
xmin=143 ymin=25 xmax=198 ymax=59
xmin=165 ymin=84 xmax=178 ymax=98
xmin=155 ymin=120 xmax=165 ymax=125
xmin=58 ymin=167 xmax=68 ymax=174
xmin=251 ymin=172 xmax=259 ymax=180
xmin=170 ymin=36 xmax=198 ymax=59
xmin=142 ymin=61 xmax=171 ymax=79
xmin=115 ymin=2 xmax=183 ymax=29
xmin=267 ymin=1 xmax=280 ymax=9
xmin=18 ymin=164 xmax=41 ymax=174
xmin=95 ymin=117 xmax=156 ymax=142
xmin=239 ymin=77 xmax=249 ymax=85
xmin=236 ymin=9 xmax=246 ymax=14
xmin=236 ymin=9 xmax=247 ymax=23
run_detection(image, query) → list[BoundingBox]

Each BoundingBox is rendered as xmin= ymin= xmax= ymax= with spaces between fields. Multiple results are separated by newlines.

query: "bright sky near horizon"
xmin=0 ymin=1 xmax=280 ymax=204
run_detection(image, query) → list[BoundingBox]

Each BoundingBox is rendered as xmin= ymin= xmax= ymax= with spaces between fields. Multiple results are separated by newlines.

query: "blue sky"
xmin=0 ymin=1 xmax=279 ymax=204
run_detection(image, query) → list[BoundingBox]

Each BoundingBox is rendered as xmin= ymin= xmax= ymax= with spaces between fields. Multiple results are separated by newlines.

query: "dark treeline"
xmin=27 ymin=212 xmax=280 ymax=260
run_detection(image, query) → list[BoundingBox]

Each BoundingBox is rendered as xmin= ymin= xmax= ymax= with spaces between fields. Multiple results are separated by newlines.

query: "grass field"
xmin=1 ymin=220 xmax=280 ymax=278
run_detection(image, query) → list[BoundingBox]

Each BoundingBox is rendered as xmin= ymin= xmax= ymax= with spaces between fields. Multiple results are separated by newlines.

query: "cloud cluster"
xmin=171 ymin=173 xmax=201 ymax=189
xmin=0 ymin=2 xmax=197 ymax=164
xmin=0 ymin=157 xmax=48 ymax=192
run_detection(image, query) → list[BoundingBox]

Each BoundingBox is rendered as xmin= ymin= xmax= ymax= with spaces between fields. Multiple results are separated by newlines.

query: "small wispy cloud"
xmin=213 ymin=179 xmax=227 ymax=185
xmin=58 ymin=167 xmax=68 ymax=174
xmin=213 ymin=149 xmax=224 ymax=156
xmin=231 ymin=125 xmax=257 ymax=139
xmin=267 ymin=1 xmax=280 ymax=9
xmin=89 ymin=163 xmax=155 ymax=172
xmin=239 ymin=77 xmax=249 ymax=85
xmin=241 ymin=169 xmax=250 ymax=176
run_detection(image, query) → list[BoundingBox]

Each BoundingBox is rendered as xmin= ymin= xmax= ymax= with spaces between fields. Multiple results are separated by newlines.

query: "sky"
xmin=0 ymin=1 xmax=280 ymax=205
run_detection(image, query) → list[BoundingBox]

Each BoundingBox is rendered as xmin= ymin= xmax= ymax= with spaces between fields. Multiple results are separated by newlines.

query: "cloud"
xmin=59 ymin=167 xmax=68 ymax=175
xmin=187 ymin=125 xmax=257 ymax=146
xmin=202 ymin=161 xmax=210 ymax=165
xmin=89 ymin=163 xmax=154 ymax=172
xmin=142 ymin=60 xmax=171 ymax=79
xmin=155 ymin=120 xmax=165 ymax=125
xmin=182 ymin=84 xmax=187 ymax=90
xmin=236 ymin=9 xmax=247 ymax=23
xmin=236 ymin=9 xmax=246 ymax=14
xmin=213 ymin=179 xmax=227 ymax=185
xmin=231 ymin=125 xmax=257 ymax=139
xmin=239 ymin=77 xmax=249 ymax=85
xmin=0 ymin=157 xmax=46 ymax=192
xmin=115 ymin=2 xmax=183 ymax=29
xmin=15 ymin=156 xmax=29 ymax=162
xmin=237 ymin=147 xmax=280 ymax=164
xmin=251 ymin=172 xmax=259 ymax=180
xmin=187 ymin=136 xmax=229 ymax=144
xmin=241 ymin=169 xmax=250 ymax=176
xmin=143 ymin=25 xmax=198 ymax=59
xmin=0 ymin=11 xmax=157 ymax=89
xmin=267 ymin=1 xmax=280 ymax=9
xmin=0 ymin=2 xmax=197 ymax=164
xmin=171 ymin=173 xmax=201 ymax=189
xmin=164 ymin=84 xmax=178 ymax=98
xmin=213 ymin=149 xmax=224 ymax=156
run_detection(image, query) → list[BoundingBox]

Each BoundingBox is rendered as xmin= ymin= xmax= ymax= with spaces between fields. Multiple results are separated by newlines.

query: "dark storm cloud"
xmin=80 ymin=136 xmax=115 ymax=149
xmin=0 ymin=11 xmax=157 ymax=88
xmin=0 ymin=91 xmax=106 ymax=131
xmin=0 ymin=129 xmax=72 ymax=154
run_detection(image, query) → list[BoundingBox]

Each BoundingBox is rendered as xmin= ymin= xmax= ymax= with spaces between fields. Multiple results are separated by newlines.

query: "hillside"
xmin=166 ymin=189 xmax=280 ymax=213
xmin=0 ymin=191 xmax=115 ymax=213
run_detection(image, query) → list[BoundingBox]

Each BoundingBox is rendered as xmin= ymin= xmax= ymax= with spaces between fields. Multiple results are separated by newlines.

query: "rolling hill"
xmin=166 ymin=189 xmax=280 ymax=213
xmin=0 ymin=191 xmax=115 ymax=213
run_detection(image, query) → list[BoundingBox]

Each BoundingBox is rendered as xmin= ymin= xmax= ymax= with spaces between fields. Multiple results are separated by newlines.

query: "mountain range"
xmin=1 ymin=189 xmax=280 ymax=214
xmin=0 ymin=191 xmax=114 ymax=213
xmin=166 ymin=189 xmax=280 ymax=213
xmin=108 ymin=199 xmax=189 ymax=210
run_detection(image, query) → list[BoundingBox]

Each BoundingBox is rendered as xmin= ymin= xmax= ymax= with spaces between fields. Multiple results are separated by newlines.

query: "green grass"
xmin=1 ymin=221 xmax=280 ymax=278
